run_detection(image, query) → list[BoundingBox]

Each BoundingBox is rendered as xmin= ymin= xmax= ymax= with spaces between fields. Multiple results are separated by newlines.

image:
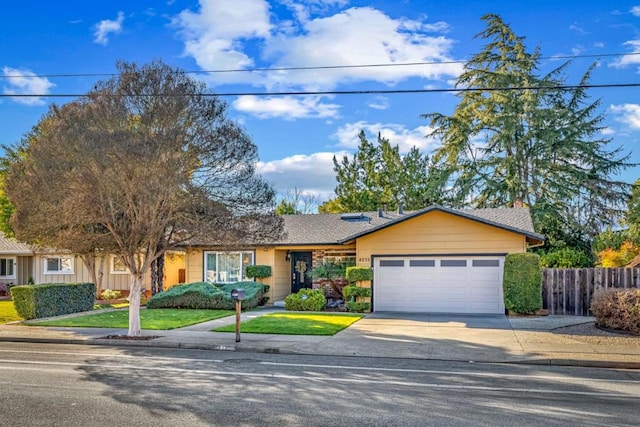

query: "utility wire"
xmin=1 ymin=52 xmax=639 ymax=80
xmin=1 ymin=82 xmax=639 ymax=99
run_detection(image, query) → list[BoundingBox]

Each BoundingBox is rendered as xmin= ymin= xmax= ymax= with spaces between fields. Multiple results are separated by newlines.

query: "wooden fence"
xmin=542 ymin=268 xmax=640 ymax=316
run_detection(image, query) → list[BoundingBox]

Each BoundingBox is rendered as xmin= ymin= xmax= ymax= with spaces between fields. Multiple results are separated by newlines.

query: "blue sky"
xmin=2 ymin=1 xmax=640 ymax=205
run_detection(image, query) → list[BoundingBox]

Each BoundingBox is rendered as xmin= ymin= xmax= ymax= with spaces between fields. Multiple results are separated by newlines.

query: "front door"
xmin=291 ymin=251 xmax=313 ymax=293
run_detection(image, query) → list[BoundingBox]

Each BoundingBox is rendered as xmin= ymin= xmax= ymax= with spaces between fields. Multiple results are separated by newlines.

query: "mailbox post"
xmin=230 ymin=288 xmax=246 ymax=342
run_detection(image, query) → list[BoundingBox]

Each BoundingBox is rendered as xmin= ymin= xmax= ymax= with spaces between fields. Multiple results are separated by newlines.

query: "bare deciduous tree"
xmin=6 ymin=60 xmax=283 ymax=336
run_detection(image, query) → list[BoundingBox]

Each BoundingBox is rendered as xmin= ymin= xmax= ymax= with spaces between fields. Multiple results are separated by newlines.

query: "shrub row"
xmin=11 ymin=283 xmax=96 ymax=320
xmin=590 ymin=289 xmax=640 ymax=334
xmin=146 ymin=281 xmax=268 ymax=310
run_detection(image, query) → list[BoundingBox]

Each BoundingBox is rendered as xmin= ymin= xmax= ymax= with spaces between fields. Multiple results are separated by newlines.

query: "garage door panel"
xmin=374 ymin=256 xmax=504 ymax=314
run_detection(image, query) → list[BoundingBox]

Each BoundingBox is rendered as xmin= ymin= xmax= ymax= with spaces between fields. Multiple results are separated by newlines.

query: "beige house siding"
xmin=163 ymin=252 xmax=186 ymax=289
xmin=32 ymin=254 xmax=151 ymax=291
xmin=17 ymin=256 xmax=33 ymax=285
xmin=0 ymin=256 xmax=32 ymax=286
xmin=356 ymin=210 xmax=526 ymax=266
xmin=272 ymin=249 xmax=290 ymax=302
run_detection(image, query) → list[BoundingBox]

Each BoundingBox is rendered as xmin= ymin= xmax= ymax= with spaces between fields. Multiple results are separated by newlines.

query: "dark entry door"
xmin=291 ymin=251 xmax=313 ymax=293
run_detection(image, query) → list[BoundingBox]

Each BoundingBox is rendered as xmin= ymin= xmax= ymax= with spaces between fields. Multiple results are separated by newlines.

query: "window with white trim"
xmin=0 ymin=257 xmax=16 ymax=279
xmin=111 ymin=256 xmax=128 ymax=274
xmin=204 ymin=251 xmax=254 ymax=283
xmin=44 ymin=256 xmax=74 ymax=275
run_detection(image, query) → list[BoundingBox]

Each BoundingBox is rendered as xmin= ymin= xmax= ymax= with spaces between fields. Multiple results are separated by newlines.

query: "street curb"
xmin=2 ymin=335 xmax=639 ymax=370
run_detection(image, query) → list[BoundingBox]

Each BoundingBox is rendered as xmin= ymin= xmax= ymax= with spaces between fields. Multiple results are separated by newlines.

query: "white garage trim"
xmin=373 ymin=255 xmax=505 ymax=314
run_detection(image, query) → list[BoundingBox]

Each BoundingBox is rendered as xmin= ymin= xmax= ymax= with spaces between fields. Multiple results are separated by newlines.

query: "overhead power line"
xmin=2 ymin=82 xmax=639 ymax=99
xmin=1 ymin=52 xmax=639 ymax=80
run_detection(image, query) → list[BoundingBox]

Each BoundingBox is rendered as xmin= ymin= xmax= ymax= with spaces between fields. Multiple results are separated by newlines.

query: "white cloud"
xmin=257 ymin=151 xmax=347 ymax=198
xmin=263 ymin=7 xmax=460 ymax=90
xmin=568 ymin=23 xmax=588 ymax=34
xmin=2 ymin=67 xmax=54 ymax=106
xmin=174 ymin=3 xmax=460 ymax=90
xmin=233 ymin=95 xmax=340 ymax=119
xmin=600 ymin=127 xmax=615 ymax=136
xmin=279 ymin=0 xmax=349 ymax=23
xmin=610 ymin=40 xmax=640 ymax=68
xmin=333 ymin=121 xmax=440 ymax=153
xmin=610 ymin=103 xmax=640 ymax=129
xmin=173 ymin=0 xmax=271 ymax=75
xmin=93 ymin=11 xmax=124 ymax=45
xmin=631 ymin=6 xmax=640 ymax=16
xmin=366 ymin=96 xmax=390 ymax=110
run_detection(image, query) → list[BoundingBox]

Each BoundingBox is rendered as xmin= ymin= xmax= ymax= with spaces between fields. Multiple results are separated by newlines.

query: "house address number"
xmin=358 ymin=257 xmax=370 ymax=263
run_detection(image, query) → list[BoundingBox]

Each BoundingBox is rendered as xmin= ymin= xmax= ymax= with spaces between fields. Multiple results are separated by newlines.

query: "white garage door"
xmin=373 ymin=256 xmax=504 ymax=314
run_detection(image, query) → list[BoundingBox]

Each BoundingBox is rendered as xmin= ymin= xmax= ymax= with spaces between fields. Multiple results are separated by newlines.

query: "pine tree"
xmin=423 ymin=14 xmax=630 ymax=248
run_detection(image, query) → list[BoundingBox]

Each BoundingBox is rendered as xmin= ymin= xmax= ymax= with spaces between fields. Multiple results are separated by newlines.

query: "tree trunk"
xmin=157 ymin=254 xmax=165 ymax=293
xmin=150 ymin=259 xmax=158 ymax=295
xmin=128 ymin=273 xmax=143 ymax=336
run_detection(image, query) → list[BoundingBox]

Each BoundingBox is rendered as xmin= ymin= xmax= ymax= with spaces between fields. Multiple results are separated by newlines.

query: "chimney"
xmin=513 ymin=198 xmax=524 ymax=208
xmin=398 ymin=203 xmax=404 ymax=215
xmin=378 ymin=207 xmax=383 ymax=218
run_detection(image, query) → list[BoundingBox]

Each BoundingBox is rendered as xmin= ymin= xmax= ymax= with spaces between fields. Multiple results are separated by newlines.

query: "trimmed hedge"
xmin=146 ymin=281 xmax=268 ymax=310
xmin=342 ymin=285 xmax=371 ymax=300
xmin=245 ymin=265 xmax=272 ymax=279
xmin=11 ymin=283 xmax=96 ymax=320
xmin=590 ymin=289 xmax=640 ymax=334
xmin=346 ymin=301 xmax=370 ymax=313
xmin=503 ymin=253 xmax=542 ymax=314
xmin=346 ymin=266 xmax=373 ymax=283
xmin=285 ymin=289 xmax=326 ymax=311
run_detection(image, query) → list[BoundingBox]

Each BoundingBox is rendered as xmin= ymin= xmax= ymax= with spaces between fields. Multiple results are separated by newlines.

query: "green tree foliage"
xmin=327 ymin=131 xmax=446 ymax=213
xmin=539 ymin=247 xmax=593 ymax=268
xmin=275 ymin=200 xmax=297 ymax=215
xmin=6 ymin=60 xmax=282 ymax=336
xmin=423 ymin=14 xmax=630 ymax=250
xmin=625 ymin=178 xmax=640 ymax=225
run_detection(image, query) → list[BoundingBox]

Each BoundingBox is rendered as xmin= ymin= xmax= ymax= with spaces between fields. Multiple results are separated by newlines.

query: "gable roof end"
xmin=337 ymin=204 xmax=545 ymax=245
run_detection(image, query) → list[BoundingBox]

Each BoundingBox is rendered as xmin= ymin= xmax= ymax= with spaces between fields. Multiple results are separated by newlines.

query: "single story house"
xmin=0 ymin=234 xmax=185 ymax=294
xmin=183 ymin=205 xmax=544 ymax=314
xmin=0 ymin=235 xmax=33 ymax=288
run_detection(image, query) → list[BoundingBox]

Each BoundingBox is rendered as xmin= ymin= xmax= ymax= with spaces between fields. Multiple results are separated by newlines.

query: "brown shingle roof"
xmin=277 ymin=205 xmax=543 ymax=245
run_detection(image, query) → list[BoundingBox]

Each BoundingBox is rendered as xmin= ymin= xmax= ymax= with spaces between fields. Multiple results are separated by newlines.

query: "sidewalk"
xmin=1 ymin=308 xmax=639 ymax=369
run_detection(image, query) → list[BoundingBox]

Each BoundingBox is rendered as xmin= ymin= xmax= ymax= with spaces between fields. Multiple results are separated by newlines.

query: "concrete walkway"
xmin=1 ymin=307 xmax=639 ymax=369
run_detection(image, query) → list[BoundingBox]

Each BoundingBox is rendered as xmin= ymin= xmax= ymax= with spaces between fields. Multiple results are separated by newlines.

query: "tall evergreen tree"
xmin=324 ymin=131 xmax=446 ymax=213
xmin=423 ymin=14 xmax=630 ymax=248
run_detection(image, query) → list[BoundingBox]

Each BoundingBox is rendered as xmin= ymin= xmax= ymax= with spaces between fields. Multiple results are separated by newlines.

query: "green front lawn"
xmin=29 ymin=309 xmax=234 ymax=330
xmin=0 ymin=300 xmax=22 ymax=324
xmin=213 ymin=312 xmax=364 ymax=335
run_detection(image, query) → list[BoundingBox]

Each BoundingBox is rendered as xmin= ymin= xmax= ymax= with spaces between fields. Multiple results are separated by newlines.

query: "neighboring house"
xmin=626 ymin=253 xmax=640 ymax=268
xmin=0 ymin=234 xmax=185 ymax=293
xmin=31 ymin=251 xmax=186 ymax=292
xmin=0 ymin=234 xmax=33 ymax=288
xmin=183 ymin=205 xmax=545 ymax=315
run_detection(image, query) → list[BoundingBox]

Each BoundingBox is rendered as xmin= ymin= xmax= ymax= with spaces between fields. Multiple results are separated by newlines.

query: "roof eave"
xmin=338 ymin=204 xmax=545 ymax=243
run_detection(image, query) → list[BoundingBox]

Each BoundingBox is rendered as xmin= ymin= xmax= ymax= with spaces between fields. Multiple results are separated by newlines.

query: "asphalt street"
xmin=0 ymin=342 xmax=638 ymax=426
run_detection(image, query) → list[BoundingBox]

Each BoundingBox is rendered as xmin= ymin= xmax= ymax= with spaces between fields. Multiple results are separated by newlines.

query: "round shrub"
xmin=285 ymin=289 xmax=326 ymax=311
xmin=590 ymin=289 xmax=640 ymax=334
